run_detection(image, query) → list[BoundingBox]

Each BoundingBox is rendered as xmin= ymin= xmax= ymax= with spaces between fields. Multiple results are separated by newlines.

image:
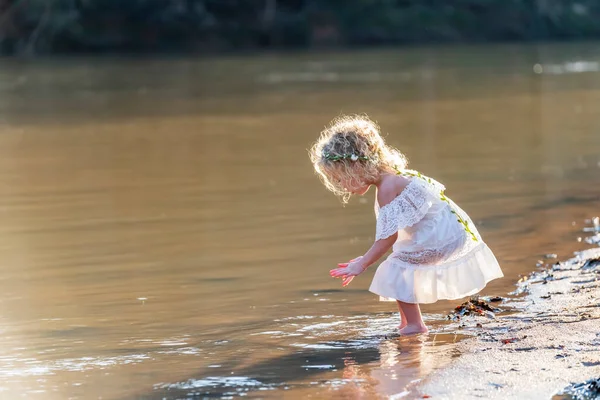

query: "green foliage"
xmin=2 ymin=0 xmax=600 ymax=55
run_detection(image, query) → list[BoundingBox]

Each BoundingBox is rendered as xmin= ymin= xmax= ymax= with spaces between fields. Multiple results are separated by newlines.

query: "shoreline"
xmin=414 ymin=223 xmax=600 ymax=399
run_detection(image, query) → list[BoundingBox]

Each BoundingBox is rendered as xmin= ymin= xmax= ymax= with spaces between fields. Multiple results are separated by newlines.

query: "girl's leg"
xmin=396 ymin=300 xmax=407 ymax=329
xmin=396 ymin=301 xmax=428 ymax=335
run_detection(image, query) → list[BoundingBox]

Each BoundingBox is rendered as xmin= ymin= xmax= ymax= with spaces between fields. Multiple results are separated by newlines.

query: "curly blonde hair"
xmin=309 ymin=114 xmax=408 ymax=202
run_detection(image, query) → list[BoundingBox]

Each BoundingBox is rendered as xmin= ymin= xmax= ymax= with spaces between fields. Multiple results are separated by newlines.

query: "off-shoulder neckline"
xmin=375 ymin=178 xmax=418 ymax=212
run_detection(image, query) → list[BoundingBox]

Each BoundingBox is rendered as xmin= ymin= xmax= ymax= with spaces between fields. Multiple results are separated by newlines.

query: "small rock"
xmin=582 ymin=361 xmax=600 ymax=367
xmin=585 ymin=234 xmax=600 ymax=245
xmin=558 ymin=378 xmax=600 ymax=399
xmin=582 ymin=258 xmax=600 ymax=270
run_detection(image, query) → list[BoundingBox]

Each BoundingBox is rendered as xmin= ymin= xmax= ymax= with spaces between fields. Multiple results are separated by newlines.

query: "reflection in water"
xmin=0 ymin=43 xmax=599 ymax=399
xmin=153 ymin=312 xmax=464 ymax=399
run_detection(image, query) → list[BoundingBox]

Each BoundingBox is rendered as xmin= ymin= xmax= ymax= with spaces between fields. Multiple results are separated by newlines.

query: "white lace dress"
xmin=369 ymin=171 xmax=504 ymax=304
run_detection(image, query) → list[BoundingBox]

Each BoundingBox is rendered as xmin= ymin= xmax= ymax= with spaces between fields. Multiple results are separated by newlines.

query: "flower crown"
xmin=323 ymin=152 xmax=369 ymax=162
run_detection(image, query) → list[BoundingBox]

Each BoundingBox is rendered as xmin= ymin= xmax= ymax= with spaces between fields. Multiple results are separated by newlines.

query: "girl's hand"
xmin=330 ymin=257 xmax=365 ymax=287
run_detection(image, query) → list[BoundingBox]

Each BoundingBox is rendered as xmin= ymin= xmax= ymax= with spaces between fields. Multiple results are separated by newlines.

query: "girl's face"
xmin=339 ymin=177 xmax=371 ymax=196
xmin=323 ymin=164 xmax=374 ymax=197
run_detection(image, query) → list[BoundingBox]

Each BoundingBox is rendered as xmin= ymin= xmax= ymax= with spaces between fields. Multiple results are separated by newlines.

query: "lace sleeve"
xmin=375 ymin=180 xmax=434 ymax=240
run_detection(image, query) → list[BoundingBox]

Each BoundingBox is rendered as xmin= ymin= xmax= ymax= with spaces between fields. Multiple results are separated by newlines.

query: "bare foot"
xmin=399 ymin=321 xmax=408 ymax=330
xmin=399 ymin=324 xmax=428 ymax=336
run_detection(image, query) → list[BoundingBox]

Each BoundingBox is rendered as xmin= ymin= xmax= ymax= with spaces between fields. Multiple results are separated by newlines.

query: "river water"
xmin=0 ymin=43 xmax=599 ymax=399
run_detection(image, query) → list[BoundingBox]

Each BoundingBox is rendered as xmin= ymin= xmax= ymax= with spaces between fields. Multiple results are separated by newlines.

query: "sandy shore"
xmin=415 ymin=246 xmax=600 ymax=399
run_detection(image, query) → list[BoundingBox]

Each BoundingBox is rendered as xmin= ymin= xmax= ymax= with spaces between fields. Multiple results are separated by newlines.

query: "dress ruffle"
xmin=368 ymin=242 xmax=504 ymax=304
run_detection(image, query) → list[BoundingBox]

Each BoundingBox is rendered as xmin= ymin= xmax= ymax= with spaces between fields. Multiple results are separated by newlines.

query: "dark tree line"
xmin=1 ymin=0 xmax=600 ymax=55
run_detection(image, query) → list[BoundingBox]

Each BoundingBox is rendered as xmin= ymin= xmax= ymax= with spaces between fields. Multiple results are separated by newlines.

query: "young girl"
xmin=309 ymin=115 xmax=504 ymax=335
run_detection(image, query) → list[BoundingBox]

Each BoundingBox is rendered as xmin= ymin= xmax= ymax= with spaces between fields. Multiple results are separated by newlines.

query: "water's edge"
xmin=415 ymin=219 xmax=600 ymax=399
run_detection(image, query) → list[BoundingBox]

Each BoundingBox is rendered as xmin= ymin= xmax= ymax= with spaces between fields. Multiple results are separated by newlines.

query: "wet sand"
xmin=416 ymin=227 xmax=600 ymax=399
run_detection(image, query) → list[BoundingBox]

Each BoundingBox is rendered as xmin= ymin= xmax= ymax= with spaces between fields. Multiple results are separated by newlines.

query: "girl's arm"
xmin=357 ymin=234 xmax=397 ymax=269
xmin=330 ymin=175 xmax=407 ymax=286
xmin=329 ymin=234 xmax=397 ymax=286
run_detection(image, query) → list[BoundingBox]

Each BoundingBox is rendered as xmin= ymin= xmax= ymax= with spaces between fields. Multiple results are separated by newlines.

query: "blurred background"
xmin=0 ymin=1 xmax=599 ymax=399
xmin=3 ymin=0 xmax=600 ymax=55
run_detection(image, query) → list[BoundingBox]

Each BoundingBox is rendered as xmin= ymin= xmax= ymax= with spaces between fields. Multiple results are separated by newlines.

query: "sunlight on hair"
xmin=309 ymin=114 xmax=408 ymax=203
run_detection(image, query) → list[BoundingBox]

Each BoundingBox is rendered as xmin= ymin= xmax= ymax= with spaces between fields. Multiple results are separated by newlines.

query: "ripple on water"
xmin=0 ymin=354 xmax=151 ymax=377
xmin=154 ymin=312 xmax=468 ymax=398
xmin=301 ymin=365 xmax=335 ymax=369
xmin=534 ymin=60 xmax=600 ymax=75
xmin=156 ymin=376 xmax=265 ymax=390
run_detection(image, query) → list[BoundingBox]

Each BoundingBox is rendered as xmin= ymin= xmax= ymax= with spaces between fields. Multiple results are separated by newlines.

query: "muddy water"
xmin=0 ymin=43 xmax=599 ymax=399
